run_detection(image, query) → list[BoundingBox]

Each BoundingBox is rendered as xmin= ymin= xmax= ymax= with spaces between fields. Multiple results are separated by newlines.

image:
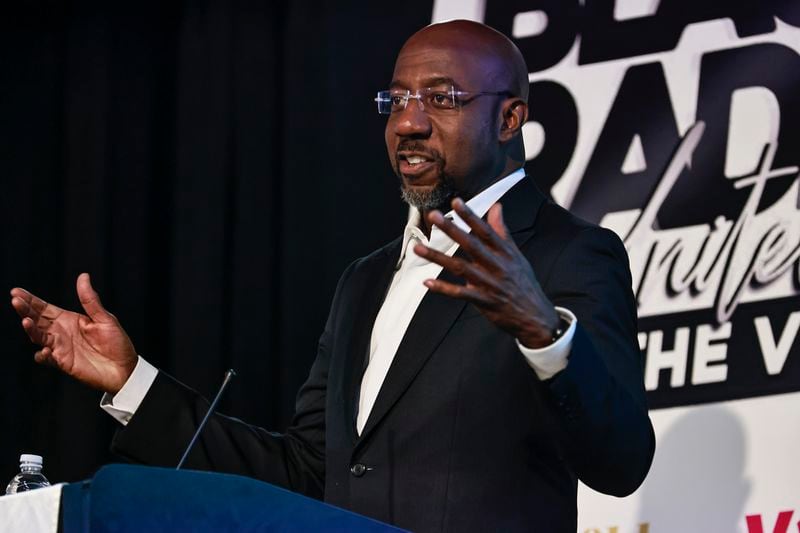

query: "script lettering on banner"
xmin=431 ymin=0 xmax=800 ymax=408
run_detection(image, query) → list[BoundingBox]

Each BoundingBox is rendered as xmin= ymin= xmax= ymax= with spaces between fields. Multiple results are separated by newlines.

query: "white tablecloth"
xmin=0 ymin=484 xmax=63 ymax=533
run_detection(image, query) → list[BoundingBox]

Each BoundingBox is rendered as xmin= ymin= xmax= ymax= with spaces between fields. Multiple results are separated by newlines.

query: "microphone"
xmin=176 ymin=368 xmax=237 ymax=470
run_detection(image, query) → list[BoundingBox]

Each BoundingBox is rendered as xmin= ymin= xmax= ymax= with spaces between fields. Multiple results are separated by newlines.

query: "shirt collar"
xmin=398 ymin=168 xmax=527 ymax=266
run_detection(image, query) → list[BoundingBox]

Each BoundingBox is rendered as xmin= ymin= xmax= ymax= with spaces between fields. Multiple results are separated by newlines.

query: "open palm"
xmin=10 ymin=273 xmax=137 ymax=394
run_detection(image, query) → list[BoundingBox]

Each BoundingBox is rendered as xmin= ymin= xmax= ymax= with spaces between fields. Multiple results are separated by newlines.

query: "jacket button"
xmin=350 ymin=463 xmax=367 ymax=477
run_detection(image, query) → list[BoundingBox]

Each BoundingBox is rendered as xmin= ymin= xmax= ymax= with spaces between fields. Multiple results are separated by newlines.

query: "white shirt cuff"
xmin=99 ymin=355 xmax=158 ymax=426
xmin=516 ymin=307 xmax=576 ymax=380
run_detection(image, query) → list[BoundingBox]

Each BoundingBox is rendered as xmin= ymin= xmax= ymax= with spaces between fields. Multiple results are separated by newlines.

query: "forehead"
xmin=390 ymin=44 xmax=491 ymax=90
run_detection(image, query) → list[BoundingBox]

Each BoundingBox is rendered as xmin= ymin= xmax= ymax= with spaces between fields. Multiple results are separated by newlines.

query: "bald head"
xmin=385 ymin=20 xmax=530 ymax=212
xmin=400 ymin=20 xmax=529 ymax=101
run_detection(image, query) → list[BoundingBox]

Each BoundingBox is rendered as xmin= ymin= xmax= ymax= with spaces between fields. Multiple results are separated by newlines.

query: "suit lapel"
xmin=341 ymin=239 xmax=402 ymax=444
xmin=356 ymin=175 xmax=547 ymax=444
xmin=357 ymin=255 xmax=469 ymax=442
xmin=502 ymin=174 xmax=546 ymax=248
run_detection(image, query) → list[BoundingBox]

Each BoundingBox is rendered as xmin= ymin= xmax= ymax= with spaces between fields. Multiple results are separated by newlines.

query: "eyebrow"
xmin=389 ymin=76 xmax=460 ymax=90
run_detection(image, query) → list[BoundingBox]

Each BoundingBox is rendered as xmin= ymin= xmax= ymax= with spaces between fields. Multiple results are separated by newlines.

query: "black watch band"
xmin=551 ymin=316 xmax=570 ymax=343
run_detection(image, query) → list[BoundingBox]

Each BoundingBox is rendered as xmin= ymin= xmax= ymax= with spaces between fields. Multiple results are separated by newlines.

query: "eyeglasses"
xmin=374 ymin=86 xmax=513 ymax=115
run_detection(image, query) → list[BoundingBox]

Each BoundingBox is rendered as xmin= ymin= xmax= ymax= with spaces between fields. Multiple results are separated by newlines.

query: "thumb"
xmin=77 ymin=273 xmax=113 ymax=323
xmin=487 ymin=203 xmax=510 ymax=241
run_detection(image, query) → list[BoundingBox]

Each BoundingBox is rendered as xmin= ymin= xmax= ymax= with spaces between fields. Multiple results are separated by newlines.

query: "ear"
xmin=499 ymin=99 xmax=528 ymax=143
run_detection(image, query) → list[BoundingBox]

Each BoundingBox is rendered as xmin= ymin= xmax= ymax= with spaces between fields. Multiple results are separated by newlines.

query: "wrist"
xmin=518 ymin=311 xmax=562 ymax=349
xmin=108 ymin=354 xmax=138 ymax=394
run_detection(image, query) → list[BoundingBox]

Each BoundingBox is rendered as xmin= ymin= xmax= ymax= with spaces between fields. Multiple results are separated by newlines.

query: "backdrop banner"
xmin=432 ymin=1 xmax=800 ymax=531
xmin=3 ymin=2 xmax=798 ymax=529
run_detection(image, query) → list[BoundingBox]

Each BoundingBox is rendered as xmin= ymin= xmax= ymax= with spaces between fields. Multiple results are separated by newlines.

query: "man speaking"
xmin=10 ymin=20 xmax=655 ymax=532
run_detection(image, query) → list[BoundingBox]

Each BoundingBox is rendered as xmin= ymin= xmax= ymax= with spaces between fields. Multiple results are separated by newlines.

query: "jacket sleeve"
xmin=110 ymin=263 xmax=355 ymax=500
xmin=541 ymin=225 xmax=655 ymax=496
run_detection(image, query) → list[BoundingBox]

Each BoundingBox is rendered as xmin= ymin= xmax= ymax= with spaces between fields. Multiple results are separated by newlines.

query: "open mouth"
xmin=398 ymin=152 xmax=436 ymax=178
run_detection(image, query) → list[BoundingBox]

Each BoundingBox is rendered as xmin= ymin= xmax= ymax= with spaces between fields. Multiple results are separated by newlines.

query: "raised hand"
xmin=10 ymin=273 xmax=138 ymax=394
xmin=413 ymin=198 xmax=560 ymax=349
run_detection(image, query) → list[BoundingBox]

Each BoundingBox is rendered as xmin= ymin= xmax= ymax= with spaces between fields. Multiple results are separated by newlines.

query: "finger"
xmin=22 ymin=317 xmax=49 ymax=346
xmin=423 ymin=278 xmax=494 ymax=307
xmin=10 ymin=288 xmax=51 ymax=317
xmin=10 ymin=287 xmax=34 ymax=303
xmin=11 ymin=296 xmax=49 ymax=328
xmin=10 ymin=287 xmax=32 ymax=302
xmin=427 ymin=210 xmax=501 ymax=269
xmin=10 ymin=295 xmax=36 ymax=320
xmin=34 ymin=348 xmax=58 ymax=368
xmin=413 ymin=244 xmax=499 ymax=290
xmin=76 ymin=273 xmax=113 ymax=323
xmin=486 ymin=203 xmax=511 ymax=242
xmin=450 ymin=198 xmax=503 ymax=247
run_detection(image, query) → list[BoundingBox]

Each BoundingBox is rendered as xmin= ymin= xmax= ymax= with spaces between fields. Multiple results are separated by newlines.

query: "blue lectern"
xmin=60 ymin=464 xmax=405 ymax=532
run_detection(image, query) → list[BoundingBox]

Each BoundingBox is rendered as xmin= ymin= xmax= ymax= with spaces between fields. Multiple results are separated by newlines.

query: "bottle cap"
xmin=19 ymin=454 xmax=43 ymax=466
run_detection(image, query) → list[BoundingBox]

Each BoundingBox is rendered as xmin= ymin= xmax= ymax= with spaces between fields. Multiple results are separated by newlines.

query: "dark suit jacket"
xmin=112 ymin=176 xmax=655 ymax=532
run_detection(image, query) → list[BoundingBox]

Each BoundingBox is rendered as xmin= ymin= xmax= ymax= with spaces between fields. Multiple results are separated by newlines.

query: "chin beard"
xmin=400 ymin=177 xmax=457 ymax=212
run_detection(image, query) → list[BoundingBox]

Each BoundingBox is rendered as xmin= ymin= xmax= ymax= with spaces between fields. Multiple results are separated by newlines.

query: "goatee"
xmin=400 ymin=179 xmax=457 ymax=212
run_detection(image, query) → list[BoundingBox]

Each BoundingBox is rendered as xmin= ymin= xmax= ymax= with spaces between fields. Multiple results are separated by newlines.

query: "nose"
xmin=391 ymin=98 xmax=432 ymax=138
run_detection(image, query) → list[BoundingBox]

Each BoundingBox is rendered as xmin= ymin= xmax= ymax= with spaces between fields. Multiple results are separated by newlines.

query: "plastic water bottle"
xmin=5 ymin=454 xmax=51 ymax=494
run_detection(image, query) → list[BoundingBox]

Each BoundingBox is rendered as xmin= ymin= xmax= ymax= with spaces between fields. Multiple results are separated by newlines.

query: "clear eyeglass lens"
xmin=389 ymin=91 xmax=410 ymax=113
xmin=375 ymin=91 xmax=393 ymax=114
xmin=375 ymin=87 xmax=460 ymax=115
xmin=426 ymin=89 xmax=457 ymax=110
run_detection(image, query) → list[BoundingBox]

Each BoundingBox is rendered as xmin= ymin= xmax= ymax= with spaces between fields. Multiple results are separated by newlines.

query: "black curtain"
xmin=0 ymin=0 xmax=434 ymax=484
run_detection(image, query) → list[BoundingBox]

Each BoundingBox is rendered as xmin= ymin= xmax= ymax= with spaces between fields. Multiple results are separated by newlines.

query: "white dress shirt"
xmin=101 ymin=168 xmax=576 ymax=428
xmin=355 ymin=168 xmax=574 ymax=434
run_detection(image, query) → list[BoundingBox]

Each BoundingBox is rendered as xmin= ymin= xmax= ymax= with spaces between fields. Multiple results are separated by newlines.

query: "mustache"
xmin=395 ymin=142 xmax=442 ymax=161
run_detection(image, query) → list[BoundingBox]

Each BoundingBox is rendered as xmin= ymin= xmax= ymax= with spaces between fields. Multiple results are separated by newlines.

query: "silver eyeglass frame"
xmin=374 ymin=86 xmax=513 ymax=115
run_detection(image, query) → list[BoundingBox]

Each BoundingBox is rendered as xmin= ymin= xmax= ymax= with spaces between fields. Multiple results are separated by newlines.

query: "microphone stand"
xmin=176 ymin=369 xmax=237 ymax=470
